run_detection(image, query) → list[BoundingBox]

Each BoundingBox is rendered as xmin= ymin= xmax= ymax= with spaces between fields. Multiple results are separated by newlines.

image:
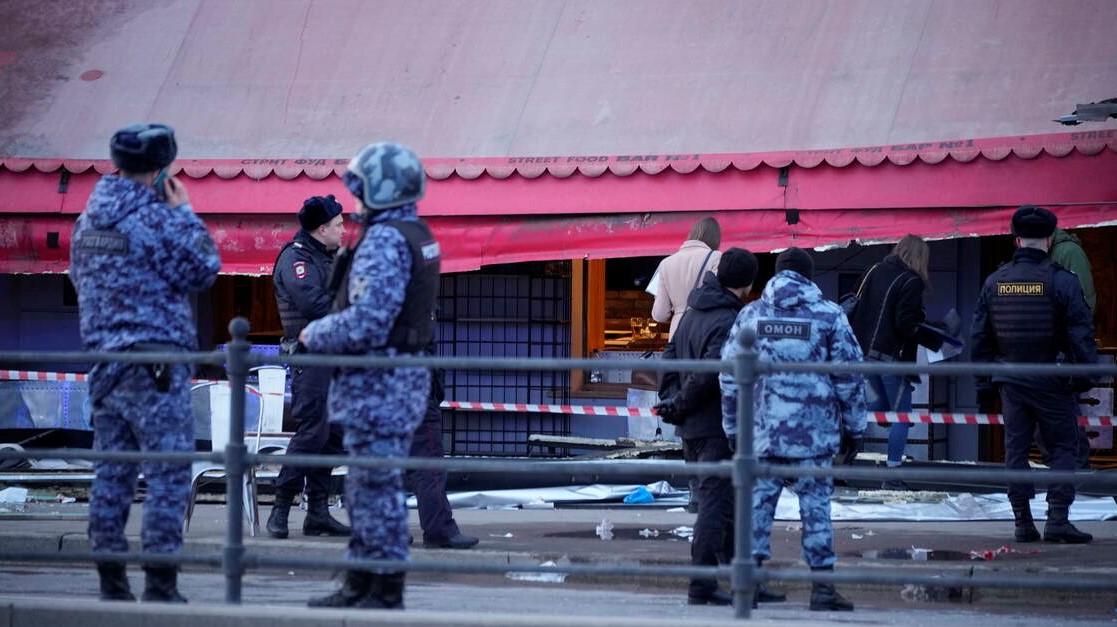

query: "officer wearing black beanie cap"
xmin=972 ymin=204 xmax=1098 ymax=545
xmin=268 ymin=195 xmax=351 ymax=540
xmin=775 ymin=247 xmax=814 ymax=279
xmin=720 ymin=242 xmax=864 ymax=611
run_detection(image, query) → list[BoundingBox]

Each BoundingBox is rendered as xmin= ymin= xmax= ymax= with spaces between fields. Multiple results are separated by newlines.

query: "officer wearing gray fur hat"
xmin=971 ymin=205 xmax=1098 ymax=545
xmin=72 ymin=123 xmax=221 ymax=603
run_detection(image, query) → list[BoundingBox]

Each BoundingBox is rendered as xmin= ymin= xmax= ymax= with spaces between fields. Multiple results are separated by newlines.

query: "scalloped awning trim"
xmin=2 ymin=131 xmax=1114 ymax=181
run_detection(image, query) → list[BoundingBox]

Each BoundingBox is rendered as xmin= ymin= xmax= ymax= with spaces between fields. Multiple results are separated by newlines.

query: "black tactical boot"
xmin=755 ymin=558 xmax=787 ymax=603
xmin=687 ymin=589 xmax=733 ymax=606
xmin=808 ymin=566 xmax=853 ymax=611
xmin=308 ymin=570 xmax=375 ymax=608
xmin=1011 ymin=500 xmax=1040 ymax=543
xmin=1043 ymin=505 xmax=1093 ymax=544
xmin=266 ymin=494 xmax=292 ymax=539
xmin=96 ymin=562 xmax=136 ymax=601
xmin=357 ymin=572 xmax=406 ymax=609
xmin=141 ymin=566 xmax=187 ymax=603
xmin=303 ymin=494 xmax=351 ymax=537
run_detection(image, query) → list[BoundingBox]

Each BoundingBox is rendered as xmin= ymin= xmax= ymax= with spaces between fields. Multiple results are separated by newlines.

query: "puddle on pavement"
xmin=861 ymin=548 xmax=970 ymax=561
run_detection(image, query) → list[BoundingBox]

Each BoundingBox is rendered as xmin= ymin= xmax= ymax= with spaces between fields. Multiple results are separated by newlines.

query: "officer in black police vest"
xmin=267 ymin=195 xmax=352 ymax=539
xmin=971 ymin=205 xmax=1098 ymax=544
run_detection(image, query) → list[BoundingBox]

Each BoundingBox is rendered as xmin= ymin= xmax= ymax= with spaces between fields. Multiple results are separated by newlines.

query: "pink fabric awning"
xmin=1 ymin=132 xmax=1114 ymax=274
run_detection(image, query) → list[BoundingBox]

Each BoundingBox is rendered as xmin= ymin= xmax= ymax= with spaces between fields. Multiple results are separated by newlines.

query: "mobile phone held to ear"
xmin=152 ymin=169 xmax=169 ymax=202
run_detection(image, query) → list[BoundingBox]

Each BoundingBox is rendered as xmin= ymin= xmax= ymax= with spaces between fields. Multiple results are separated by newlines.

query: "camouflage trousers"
xmin=336 ymin=370 xmax=428 ymax=568
xmin=752 ymin=455 xmax=836 ymax=568
xmin=87 ymin=363 xmax=194 ymax=555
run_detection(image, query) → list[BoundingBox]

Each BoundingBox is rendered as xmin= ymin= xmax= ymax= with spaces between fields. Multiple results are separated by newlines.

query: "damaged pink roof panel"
xmin=0 ymin=0 xmax=1115 ymax=162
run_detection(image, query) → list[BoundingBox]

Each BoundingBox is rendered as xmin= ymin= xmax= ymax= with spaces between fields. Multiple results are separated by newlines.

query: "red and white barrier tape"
xmin=440 ymin=401 xmax=1114 ymax=427
xmin=0 ymin=370 xmax=279 ymax=396
xmin=2 ymin=370 xmax=1110 ymax=427
xmin=2 ymin=370 xmax=87 ymax=382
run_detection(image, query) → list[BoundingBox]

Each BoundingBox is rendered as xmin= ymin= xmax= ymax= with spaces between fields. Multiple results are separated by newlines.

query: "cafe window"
xmin=572 ymin=256 xmax=667 ymax=397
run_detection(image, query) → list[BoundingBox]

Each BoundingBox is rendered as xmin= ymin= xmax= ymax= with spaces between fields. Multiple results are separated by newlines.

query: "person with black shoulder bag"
xmin=847 ymin=235 xmax=945 ymax=490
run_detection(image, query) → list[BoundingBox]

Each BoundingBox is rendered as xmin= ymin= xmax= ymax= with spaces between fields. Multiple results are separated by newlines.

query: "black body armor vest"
xmin=330 ymin=219 xmax=440 ymax=352
xmin=988 ymin=259 xmax=1058 ymax=363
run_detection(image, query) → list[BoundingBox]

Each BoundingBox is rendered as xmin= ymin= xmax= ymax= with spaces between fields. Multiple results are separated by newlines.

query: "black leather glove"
xmin=837 ymin=430 xmax=863 ymax=465
xmin=653 ymin=397 xmax=684 ymax=426
xmin=976 ymin=387 xmax=998 ymax=414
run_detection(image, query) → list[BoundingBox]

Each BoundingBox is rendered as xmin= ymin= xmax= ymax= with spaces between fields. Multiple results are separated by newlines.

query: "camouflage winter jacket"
xmin=70 ymin=175 xmax=220 ymax=351
xmin=301 ymin=205 xmax=436 ymax=427
xmin=720 ymin=270 xmax=866 ymax=458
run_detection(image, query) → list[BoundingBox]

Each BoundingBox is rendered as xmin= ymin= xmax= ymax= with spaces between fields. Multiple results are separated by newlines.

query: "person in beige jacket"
xmin=651 ymin=217 xmax=723 ymax=339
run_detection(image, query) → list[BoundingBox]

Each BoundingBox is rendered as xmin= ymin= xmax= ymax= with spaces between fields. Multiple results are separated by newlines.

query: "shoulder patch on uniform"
xmin=293 ymin=261 xmax=308 ymax=279
xmin=757 ymin=319 xmax=812 ymax=340
xmin=996 ymin=282 xmax=1045 ymax=296
xmin=76 ymin=229 xmax=128 ymax=255
xmin=195 ymin=233 xmax=216 ymax=257
xmin=421 ymin=241 xmax=440 ymax=262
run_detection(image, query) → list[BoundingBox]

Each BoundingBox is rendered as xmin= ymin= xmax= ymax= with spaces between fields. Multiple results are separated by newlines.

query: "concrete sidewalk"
xmin=1 ymin=500 xmax=1115 ymax=624
xmin=2 ymin=500 xmax=1115 ymax=586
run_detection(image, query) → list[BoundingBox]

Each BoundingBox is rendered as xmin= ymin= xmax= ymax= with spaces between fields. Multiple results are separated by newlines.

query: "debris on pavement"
xmin=595 ymin=518 xmax=614 ymax=540
xmin=505 ymin=559 xmax=569 ymax=583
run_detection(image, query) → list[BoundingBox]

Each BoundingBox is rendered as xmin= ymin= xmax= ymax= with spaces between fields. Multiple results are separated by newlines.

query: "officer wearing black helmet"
xmin=971 ymin=205 xmax=1098 ymax=545
xmin=266 ymin=195 xmax=351 ymax=539
xmin=71 ymin=123 xmax=221 ymax=602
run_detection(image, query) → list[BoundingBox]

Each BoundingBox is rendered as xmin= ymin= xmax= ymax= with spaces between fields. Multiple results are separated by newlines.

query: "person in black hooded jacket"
xmin=847 ymin=235 xmax=943 ymax=489
xmin=657 ymin=247 xmax=778 ymax=607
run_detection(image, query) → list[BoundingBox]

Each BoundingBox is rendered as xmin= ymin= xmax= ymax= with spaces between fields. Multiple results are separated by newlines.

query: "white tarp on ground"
xmin=430 ymin=482 xmax=1117 ymax=522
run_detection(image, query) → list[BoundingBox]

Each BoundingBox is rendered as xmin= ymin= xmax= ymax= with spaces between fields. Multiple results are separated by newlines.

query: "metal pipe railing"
xmin=1 ymin=315 xmax=1115 ymax=618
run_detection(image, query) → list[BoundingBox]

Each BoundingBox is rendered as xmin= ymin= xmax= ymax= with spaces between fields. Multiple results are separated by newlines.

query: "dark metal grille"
xmin=435 ymin=264 xmax=571 ymax=456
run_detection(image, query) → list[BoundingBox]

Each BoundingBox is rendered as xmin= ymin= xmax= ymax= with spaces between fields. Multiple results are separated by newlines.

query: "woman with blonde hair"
xmin=847 ymin=234 xmax=944 ymax=489
xmin=651 ymin=216 xmax=723 ymax=339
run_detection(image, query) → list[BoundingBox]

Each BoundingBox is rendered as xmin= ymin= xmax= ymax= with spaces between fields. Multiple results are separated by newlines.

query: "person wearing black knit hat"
xmin=717 ymin=247 xmax=759 ymax=289
xmin=972 ymin=204 xmax=1098 ymax=545
xmin=656 ymin=247 xmax=781 ymax=607
xmin=267 ymin=195 xmax=351 ymax=540
xmin=775 ymin=247 xmax=814 ymax=279
xmin=720 ymin=242 xmax=865 ymax=612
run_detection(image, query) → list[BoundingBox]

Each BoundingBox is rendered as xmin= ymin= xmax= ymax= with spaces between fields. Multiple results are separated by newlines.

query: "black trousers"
xmin=1001 ymin=382 xmax=1079 ymax=507
xmin=274 ymin=364 xmax=345 ymax=499
xmin=404 ymin=403 xmax=459 ymax=542
xmin=683 ymin=435 xmax=733 ymax=596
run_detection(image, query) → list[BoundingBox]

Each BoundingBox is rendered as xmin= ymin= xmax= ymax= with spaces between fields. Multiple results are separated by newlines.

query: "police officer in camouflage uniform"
xmin=971 ymin=206 xmax=1097 ymax=545
xmin=304 ymin=142 xmax=440 ymax=610
xmin=720 ymin=248 xmax=865 ymax=612
xmin=266 ymin=195 xmax=351 ymax=539
xmin=70 ymin=123 xmax=221 ymax=602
